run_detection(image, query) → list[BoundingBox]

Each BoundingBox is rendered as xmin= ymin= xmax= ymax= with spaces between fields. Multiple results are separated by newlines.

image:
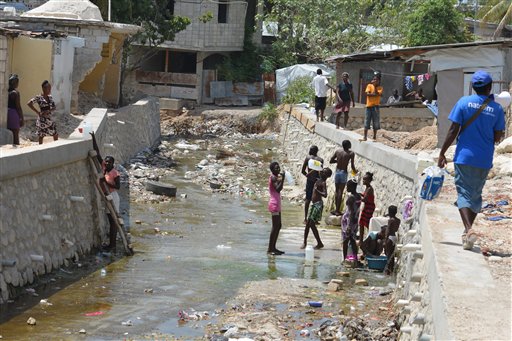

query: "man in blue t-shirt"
xmin=438 ymin=70 xmax=505 ymax=250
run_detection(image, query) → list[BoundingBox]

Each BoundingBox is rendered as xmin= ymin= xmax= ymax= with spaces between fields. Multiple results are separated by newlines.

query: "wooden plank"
xmin=88 ymin=151 xmax=134 ymax=256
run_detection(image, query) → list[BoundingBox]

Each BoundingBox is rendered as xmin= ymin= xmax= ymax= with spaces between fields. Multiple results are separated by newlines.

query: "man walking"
xmin=361 ymin=73 xmax=383 ymax=141
xmin=335 ymin=72 xmax=355 ymax=129
xmin=312 ymin=69 xmax=335 ymax=122
xmin=438 ymin=70 xmax=505 ymax=250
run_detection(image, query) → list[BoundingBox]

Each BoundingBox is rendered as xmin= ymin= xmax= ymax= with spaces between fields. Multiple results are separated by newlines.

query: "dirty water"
xmin=0 ymin=137 xmax=392 ymax=340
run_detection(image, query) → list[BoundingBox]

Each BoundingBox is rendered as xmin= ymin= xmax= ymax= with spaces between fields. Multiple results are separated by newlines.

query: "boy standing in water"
xmin=268 ymin=162 xmax=285 ymax=255
xmin=342 ymin=179 xmax=361 ymax=261
xmin=302 ymin=145 xmax=324 ymax=223
xmin=384 ymin=205 xmax=400 ymax=275
xmin=301 ymin=168 xmax=333 ymax=250
xmin=330 ymin=140 xmax=357 ymax=216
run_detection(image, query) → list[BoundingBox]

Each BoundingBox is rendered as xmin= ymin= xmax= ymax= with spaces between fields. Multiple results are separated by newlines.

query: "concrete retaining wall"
xmin=281 ymin=106 xmax=418 ymax=214
xmin=0 ymin=97 xmax=160 ymax=303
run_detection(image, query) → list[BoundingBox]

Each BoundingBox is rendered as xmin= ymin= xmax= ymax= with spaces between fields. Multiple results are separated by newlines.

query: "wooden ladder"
xmin=88 ymin=150 xmax=134 ymax=256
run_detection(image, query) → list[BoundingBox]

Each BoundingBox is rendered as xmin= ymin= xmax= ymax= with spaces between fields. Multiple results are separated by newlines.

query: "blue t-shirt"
xmin=337 ymin=81 xmax=353 ymax=102
xmin=449 ymin=94 xmax=505 ymax=169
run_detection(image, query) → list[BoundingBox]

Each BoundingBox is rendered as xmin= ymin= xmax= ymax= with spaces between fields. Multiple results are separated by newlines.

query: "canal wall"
xmin=281 ymin=106 xmax=418 ymax=215
xmin=0 ymin=97 xmax=160 ymax=303
xmin=279 ymin=106 xmax=504 ymax=340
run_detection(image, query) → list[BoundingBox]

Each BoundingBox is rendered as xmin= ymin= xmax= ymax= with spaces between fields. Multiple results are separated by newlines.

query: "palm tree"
xmin=479 ymin=0 xmax=512 ymax=40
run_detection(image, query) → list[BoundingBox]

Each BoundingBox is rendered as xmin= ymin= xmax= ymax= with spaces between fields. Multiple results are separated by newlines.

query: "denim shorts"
xmin=334 ymin=169 xmax=348 ymax=184
xmin=454 ymin=163 xmax=489 ymax=213
xmin=365 ymin=106 xmax=381 ymax=130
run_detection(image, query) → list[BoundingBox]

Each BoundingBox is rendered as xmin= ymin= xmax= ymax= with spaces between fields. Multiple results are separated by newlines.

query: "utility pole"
xmin=108 ymin=0 xmax=111 ymax=21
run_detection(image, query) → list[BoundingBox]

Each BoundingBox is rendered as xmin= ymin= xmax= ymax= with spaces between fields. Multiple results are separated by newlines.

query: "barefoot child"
xmin=301 ymin=168 xmax=333 ymax=250
xmin=329 ymin=140 xmax=357 ymax=216
xmin=358 ymin=172 xmax=375 ymax=245
xmin=384 ymin=205 xmax=400 ymax=275
xmin=342 ymin=180 xmax=361 ymax=261
xmin=268 ymin=162 xmax=285 ymax=255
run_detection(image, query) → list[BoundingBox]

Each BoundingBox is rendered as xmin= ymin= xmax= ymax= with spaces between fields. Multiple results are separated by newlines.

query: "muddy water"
xmin=0 ymin=137 xmax=391 ymax=340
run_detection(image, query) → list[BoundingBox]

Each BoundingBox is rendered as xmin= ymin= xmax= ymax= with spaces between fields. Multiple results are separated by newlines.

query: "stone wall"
xmin=281 ymin=106 xmax=418 ymax=214
xmin=0 ymin=97 xmax=160 ymax=303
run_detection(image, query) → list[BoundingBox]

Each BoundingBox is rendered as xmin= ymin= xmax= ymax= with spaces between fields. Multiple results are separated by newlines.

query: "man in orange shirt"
xmin=361 ymin=73 xmax=383 ymax=141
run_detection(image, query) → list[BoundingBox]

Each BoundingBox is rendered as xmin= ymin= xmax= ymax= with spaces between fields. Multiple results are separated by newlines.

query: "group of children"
xmin=267 ymin=141 xmax=400 ymax=274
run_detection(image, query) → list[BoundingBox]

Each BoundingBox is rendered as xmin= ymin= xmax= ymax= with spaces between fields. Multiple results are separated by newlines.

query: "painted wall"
xmin=79 ymin=33 xmax=124 ymax=105
xmin=51 ymin=36 xmax=85 ymax=115
xmin=0 ymin=35 xmax=8 ymax=129
xmin=9 ymin=36 xmax=52 ymax=119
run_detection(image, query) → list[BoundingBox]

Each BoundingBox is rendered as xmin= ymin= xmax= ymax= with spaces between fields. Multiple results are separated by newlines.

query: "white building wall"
xmin=51 ymin=36 xmax=85 ymax=115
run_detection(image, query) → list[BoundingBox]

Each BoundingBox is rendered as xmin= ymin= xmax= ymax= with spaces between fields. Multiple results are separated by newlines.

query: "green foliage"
xmin=258 ymin=0 xmax=409 ymax=69
xmin=217 ymin=30 xmax=263 ymax=82
xmin=405 ymin=0 xmax=469 ymax=46
xmin=478 ymin=0 xmax=512 ymax=39
xmin=282 ymin=76 xmax=314 ymax=105
xmin=198 ymin=11 xmax=214 ymax=23
xmin=258 ymin=102 xmax=278 ymax=122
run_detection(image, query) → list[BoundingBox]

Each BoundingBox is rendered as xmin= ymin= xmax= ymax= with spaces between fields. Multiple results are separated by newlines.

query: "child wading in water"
xmin=342 ymin=179 xmax=361 ymax=261
xmin=329 ymin=140 xmax=357 ymax=216
xmin=267 ymin=162 xmax=285 ymax=255
xmin=358 ymin=172 xmax=375 ymax=245
xmin=301 ymin=167 xmax=333 ymax=250
xmin=384 ymin=205 xmax=400 ymax=275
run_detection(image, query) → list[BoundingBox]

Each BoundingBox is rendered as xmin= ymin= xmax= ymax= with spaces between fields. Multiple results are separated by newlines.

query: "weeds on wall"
xmin=258 ymin=102 xmax=278 ymax=122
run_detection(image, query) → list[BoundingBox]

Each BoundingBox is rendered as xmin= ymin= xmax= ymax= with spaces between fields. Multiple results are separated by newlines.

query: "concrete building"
xmin=123 ymin=0 xmax=252 ymax=104
xmin=327 ymin=40 xmax=512 ymax=146
xmin=0 ymin=0 xmax=139 ymax=131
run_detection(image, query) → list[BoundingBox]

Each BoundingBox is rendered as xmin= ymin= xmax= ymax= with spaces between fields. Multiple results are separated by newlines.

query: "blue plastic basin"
xmin=367 ymin=255 xmax=388 ymax=271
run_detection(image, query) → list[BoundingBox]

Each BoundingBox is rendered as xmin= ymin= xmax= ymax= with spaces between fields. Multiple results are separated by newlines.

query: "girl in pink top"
xmin=268 ymin=161 xmax=285 ymax=255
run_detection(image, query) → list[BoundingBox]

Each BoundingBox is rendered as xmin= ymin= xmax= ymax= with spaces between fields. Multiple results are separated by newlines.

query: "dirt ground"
xmin=353 ymin=125 xmax=438 ymax=151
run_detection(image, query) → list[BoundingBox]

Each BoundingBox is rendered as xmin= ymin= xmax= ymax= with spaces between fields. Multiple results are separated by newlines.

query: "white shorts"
xmin=109 ymin=191 xmax=120 ymax=213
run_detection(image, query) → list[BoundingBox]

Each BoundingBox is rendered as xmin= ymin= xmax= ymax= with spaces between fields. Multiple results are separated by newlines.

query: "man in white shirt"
xmin=312 ymin=69 xmax=335 ymax=122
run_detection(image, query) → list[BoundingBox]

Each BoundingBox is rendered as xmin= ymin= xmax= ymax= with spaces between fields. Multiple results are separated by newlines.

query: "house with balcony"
xmin=123 ymin=0 xmax=253 ymax=105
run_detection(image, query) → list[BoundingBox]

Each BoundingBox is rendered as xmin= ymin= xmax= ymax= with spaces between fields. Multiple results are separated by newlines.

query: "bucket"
xmin=305 ymin=245 xmax=314 ymax=263
xmin=367 ymin=255 xmax=388 ymax=271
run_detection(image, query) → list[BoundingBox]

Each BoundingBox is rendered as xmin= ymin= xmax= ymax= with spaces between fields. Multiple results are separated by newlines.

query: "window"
xmin=167 ymin=0 xmax=175 ymax=16
xmin=218 ymin=0 xmax=228 ymax=23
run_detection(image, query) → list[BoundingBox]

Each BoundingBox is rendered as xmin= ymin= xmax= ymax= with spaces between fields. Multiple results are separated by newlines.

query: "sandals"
xmin=462 ymin=229 xmax=478 ymax=250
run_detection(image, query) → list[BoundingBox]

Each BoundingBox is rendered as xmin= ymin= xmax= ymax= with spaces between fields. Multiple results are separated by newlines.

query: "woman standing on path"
xmin=7 ymin=74 xmax=24 ymax=145
xmin=27 ymin=80 xmax=57 ymax=144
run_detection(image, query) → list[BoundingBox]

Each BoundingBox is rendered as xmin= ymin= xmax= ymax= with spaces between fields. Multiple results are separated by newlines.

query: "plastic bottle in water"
xmin=100 ymin=268 xmax=106 ymax=277
xmin=305 ymin=245 xmax=314 ymax=263
xmin=284 ymin=171 xmax=295 ymax=185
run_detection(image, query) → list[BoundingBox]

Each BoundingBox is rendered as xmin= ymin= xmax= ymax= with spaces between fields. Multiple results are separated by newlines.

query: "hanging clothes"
xmin=424 ymin=73 xmax=431 ymax=81
xmin=404 ymin=76 xmax=413 ymax=91
xmin=417 ymin=74 xmax=424 ymax=85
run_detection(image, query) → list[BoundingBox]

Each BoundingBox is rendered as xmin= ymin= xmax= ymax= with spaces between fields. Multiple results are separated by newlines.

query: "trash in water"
xmin=308 ymin=301 xmax=323 ymax=308
xmin=39 ymin=299 xmax=52 ymax=306
xmin=486 ymin=215 xmax=511 ymax=221
xmin=300 ymin=329 xmax=310 ymax=336
xmin=144 ymin=288 xmax=154 ymax=294
xmin=84 ymin=311 xmax=104 ymax=317
xmin=121 ymin=320 xmax=133 ymax=326
xmin=497 ymin=200 xmax=509 ymax=206
xmin=216 ymin=245 xmax=232 ymax=249
xmin=100 ymin=268 xmax=107 ymax=277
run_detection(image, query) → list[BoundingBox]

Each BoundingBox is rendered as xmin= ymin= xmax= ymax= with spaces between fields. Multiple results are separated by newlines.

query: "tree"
xmin=479 ymin=0 xmax=512 ymax=40
xmin=405 ymin=0 xmax=469 ymax=46
xmin=259 ymin=0 xmax=380 ymax=69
